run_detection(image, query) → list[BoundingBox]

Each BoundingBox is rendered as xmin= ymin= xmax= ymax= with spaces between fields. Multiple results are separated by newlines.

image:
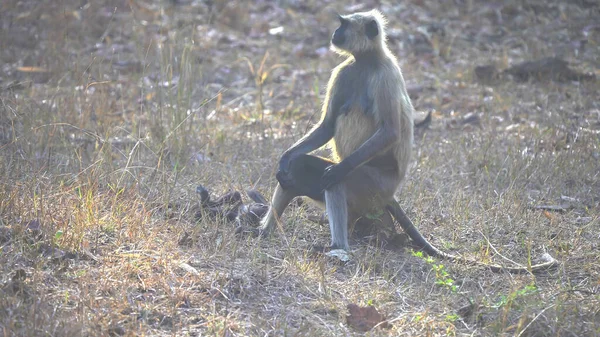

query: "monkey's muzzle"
xmin=332 ymin=31 xmax=345 ymax=47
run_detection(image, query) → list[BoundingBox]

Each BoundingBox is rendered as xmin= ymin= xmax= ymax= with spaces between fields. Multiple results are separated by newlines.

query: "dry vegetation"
xmin=1 ymin=0 xmax=599 ymax=336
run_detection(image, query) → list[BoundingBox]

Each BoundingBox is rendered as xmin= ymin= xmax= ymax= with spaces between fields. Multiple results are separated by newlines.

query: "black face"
xmin=332 ymin=16 xmax=348 ymax=47
xmin=365 ymin=19 xmax=378 ymax=39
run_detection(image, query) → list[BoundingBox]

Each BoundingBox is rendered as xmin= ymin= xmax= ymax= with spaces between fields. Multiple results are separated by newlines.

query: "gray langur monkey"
xmin=247 ymin=10 xmax=557 ymax=273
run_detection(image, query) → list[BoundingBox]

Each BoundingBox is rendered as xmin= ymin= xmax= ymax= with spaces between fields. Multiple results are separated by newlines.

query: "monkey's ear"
xmin=365 ymin=19 xmax=379 ymax=39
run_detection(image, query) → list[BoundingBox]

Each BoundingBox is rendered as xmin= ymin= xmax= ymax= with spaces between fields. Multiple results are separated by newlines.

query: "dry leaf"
xmin=346 ymin=304 xmax=390 ymax=332
xmin=543 ymin=210 xmax=555 ymax=221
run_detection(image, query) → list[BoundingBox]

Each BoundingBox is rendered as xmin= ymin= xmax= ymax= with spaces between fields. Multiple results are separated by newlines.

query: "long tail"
xmin=386 ymin=201 xmax=558 ymax=274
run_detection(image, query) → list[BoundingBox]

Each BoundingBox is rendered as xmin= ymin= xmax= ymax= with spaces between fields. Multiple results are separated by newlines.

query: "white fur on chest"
xmin=331 ymin=107 xmax=377 ymax=160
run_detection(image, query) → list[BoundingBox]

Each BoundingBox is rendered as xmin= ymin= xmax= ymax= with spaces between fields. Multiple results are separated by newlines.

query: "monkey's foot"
xmin=325 ymin=249 xmax=351 ymax=262
xmin=309 ymin=245 xmax=352 ymax=262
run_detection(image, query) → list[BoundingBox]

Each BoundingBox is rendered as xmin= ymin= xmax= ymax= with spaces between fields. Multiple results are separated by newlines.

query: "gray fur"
xmin=325 ymin=184 xmax=349 ymax=250
xmin=259 ymin=10 xmax=412 ymax=251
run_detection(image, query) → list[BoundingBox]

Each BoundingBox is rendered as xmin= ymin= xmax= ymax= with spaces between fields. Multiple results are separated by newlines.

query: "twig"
xmin=478 ymin=230 xmax=527 ymax=270
xmin=517 ymin=304 xmax=555 ymax=337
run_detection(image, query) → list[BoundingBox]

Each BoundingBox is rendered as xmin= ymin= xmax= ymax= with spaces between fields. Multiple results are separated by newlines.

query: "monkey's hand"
xmin=321 ymin=163 xmax=350 ymax=191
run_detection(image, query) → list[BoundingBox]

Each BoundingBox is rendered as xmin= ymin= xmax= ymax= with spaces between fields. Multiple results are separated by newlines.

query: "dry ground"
xmin=1 ymin=0 xmax=599 ymax=336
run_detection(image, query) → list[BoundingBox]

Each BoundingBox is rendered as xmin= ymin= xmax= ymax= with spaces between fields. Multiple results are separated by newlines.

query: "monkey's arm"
xmin=321 ymin=126 xmax=397 ymax=189
xmin=279 ymin=79 xmax=345 ymax=170
xmin=282 ymin=122 xmax=334 ymax=160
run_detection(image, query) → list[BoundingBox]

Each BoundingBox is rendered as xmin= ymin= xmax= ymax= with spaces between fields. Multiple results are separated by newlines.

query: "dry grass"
xmin=1 ymin=0 xmax=599 ymax=336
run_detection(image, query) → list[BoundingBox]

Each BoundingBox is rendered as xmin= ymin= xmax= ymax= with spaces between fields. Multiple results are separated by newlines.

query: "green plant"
xmin=493 ymin=283 xmax=539 ymax=309
xmin=412 ymin=250 xmax=458 ymax=293
xmin=445 ymin=313 xmax=459 ymax=322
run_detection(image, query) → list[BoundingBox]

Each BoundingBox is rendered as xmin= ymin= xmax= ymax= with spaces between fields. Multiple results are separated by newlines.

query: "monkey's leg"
xmin=251 ymin=154 xmax=330 ymax=237
xmin=285 ymin=154 xmax=331 ymax=200
xmin=284 ymin=154 xmax=352 ymax=250
xmin=257 ymin=183 xmax=297 ymax=236
xmin=325 ymin=183 xmax=349 ymax=250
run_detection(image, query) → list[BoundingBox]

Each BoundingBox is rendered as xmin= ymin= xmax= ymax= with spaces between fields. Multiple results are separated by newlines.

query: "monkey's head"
xmin=331 ymin=9 xmax=387 ymax=57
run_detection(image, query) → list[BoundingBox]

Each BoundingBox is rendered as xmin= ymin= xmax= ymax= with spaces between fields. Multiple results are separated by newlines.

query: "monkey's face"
xmin=331 ymin=12 xmax=382 ymax=56
xmin=332 ymin=15 xmax=349 ymax=47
